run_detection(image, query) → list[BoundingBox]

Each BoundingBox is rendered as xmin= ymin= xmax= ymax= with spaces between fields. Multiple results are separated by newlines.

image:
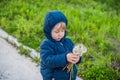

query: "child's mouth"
xmin=58 ymin=38 xmax=61 ymax=40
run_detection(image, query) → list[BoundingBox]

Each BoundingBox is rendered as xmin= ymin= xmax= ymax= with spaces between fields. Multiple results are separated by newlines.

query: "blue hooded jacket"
xmin=40 ymin=10 xmax=82 ymax=80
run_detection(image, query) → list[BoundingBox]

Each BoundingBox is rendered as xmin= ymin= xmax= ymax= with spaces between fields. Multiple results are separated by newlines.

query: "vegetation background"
xmin=0 ymin=0 xmax=120 ymax=80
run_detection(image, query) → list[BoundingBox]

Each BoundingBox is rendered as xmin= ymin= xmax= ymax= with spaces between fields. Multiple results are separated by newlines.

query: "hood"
xmin=43 ymin=10 xmax=68 ymax=42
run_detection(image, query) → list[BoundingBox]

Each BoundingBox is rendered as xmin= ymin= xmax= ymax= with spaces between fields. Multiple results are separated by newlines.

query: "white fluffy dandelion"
xmin=73 ymin=43 xmax=87 ymax=56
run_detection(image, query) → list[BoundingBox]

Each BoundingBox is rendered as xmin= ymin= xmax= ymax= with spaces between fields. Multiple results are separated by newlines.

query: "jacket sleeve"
xmin=40 ymin=41 xmax=69 ymax=68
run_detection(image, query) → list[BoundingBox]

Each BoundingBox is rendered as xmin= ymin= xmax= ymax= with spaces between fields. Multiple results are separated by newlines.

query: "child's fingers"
xmin=71 ymin=56 xmax=80 ymax=64
xmin=66 ymin=53 xmax=79 ymax=63
xmin=70 ymin=57 xmax=78 ymax=64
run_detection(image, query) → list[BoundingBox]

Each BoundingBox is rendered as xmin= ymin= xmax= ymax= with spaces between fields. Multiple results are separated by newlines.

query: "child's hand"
xmin=66 ymin=53 xmax=80 ymax=64
xmin=73 ymin=53 xmax=80 ymax=63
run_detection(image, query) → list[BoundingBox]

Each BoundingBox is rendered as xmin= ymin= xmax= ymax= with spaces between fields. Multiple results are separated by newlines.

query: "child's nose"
xmin=59 ymin=32 xmax=63 ymax=36
xmin=58 ymin=34 xmax=62 ymax=37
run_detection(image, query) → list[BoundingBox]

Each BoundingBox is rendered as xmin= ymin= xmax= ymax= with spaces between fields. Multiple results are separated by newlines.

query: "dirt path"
xmin=0 ymin=37 xmax=42 ymax=80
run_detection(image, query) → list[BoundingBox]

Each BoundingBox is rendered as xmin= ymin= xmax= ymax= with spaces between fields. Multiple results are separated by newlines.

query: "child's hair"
xmin=54 ymin=22 xmax=66 ymax=30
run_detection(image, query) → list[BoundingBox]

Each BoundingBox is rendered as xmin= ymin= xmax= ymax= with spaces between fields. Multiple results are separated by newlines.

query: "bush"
xmin=83 ymin=66 xmax=120 ymax=80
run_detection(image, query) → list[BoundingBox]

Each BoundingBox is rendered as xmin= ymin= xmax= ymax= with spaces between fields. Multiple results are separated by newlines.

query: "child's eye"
xmin=54 ymin=31 xmax=59 ymax=33
xmin=61 ymin=30 xmax=65 ymax=32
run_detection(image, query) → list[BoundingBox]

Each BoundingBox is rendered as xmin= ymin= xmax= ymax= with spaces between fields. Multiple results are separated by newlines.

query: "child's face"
xmin=51 ymin=22 xmax=66 ymax=41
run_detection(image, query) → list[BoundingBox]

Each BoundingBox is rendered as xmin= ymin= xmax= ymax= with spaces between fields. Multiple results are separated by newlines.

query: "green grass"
xmin=0 ymin=0 xmax=120 ymax=79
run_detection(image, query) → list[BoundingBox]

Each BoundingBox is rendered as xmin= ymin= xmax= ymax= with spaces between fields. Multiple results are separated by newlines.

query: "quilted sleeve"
xmin=40 ymin=41 xmax=69 ymax=68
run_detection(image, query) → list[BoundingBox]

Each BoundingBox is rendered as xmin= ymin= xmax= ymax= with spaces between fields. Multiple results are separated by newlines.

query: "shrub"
xmin=83 ymin=66 xmax=120 ymax=80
